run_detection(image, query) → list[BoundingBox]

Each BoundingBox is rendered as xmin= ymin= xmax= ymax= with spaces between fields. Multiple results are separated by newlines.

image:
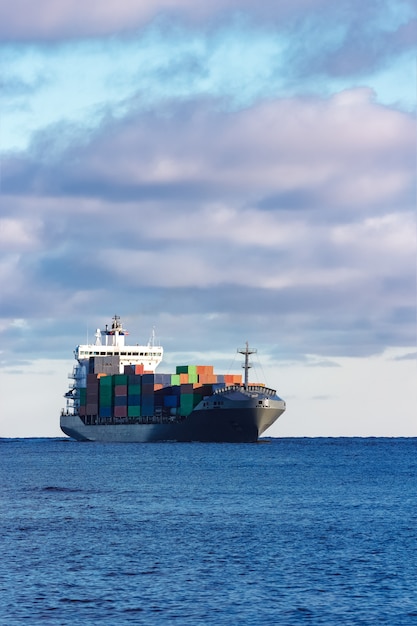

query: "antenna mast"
xmin=238 ymin=342 xmax=257 ymax=389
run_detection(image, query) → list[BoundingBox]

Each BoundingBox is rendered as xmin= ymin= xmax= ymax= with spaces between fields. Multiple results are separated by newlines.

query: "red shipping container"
xmin=135 ymin=364 xmax=144 ymax=375
xmin=114 ymin=405 xmax=127 ymax=418
xmin=179 ymin=373 xmax=188 ymax=384
xmin=114 ymin=384 xmax=128 ymax=396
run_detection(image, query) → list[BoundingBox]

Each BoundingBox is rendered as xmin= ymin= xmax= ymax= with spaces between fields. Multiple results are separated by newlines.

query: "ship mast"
xmin=238 ymin=342 xmax=257 ymax=389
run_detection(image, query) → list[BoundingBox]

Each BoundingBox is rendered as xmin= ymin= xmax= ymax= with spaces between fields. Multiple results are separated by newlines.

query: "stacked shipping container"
xmin=77 ymin=363 xmax=245 ymax=419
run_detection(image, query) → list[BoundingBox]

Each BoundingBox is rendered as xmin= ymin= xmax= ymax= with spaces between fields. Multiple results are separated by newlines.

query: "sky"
xmin=0 ymin=0 xmax=416 ymax=438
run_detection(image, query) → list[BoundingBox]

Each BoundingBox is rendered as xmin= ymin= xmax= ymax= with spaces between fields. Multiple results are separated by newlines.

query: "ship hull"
xmin=60 ymin=402 xmax=285 ymax=443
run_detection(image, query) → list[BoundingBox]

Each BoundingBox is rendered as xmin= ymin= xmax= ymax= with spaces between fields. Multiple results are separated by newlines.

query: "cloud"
xmin=392 ymin=352 xmax=417 ymax=361
xmin=0 ymin=218 xmax=42 ymax=250
xmin=2 ymin=4 xmax=414 ymax=154
xmin=293 ymin=10 xmax=416 ymax=78
xmin=1 ymin=0 xmax=415 ymax=43
xmin=3 ymin=89 xmax=414 ymax=207
xmin=0 ymin=85 xmax=415 ymax=367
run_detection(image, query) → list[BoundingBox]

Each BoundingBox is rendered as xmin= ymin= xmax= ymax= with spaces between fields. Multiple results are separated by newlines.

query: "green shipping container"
xmin=114 ymin=374 xmax=128 ymax=385
xmin=99 ymin=384 xmax=112 ymax=392
xmin=171 ymin=374 xmax=181 ymax=386
xmin=99 ymin=376 xmax=113 ymax=386
xmin=176 ymin=365 xmax=197 ymax=376
xmin=180 ymin=394 xmax=195 ymax=415
xmin=79 ymin=388 xmax=87 ymax=406
xmin=128 ymin=406 xmax=141 ymax=417
xmin=128 ymin=384 xmax=141 ymax=395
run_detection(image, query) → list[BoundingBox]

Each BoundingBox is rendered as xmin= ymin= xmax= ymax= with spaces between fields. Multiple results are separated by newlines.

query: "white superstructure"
xmin=65 ymin=316 xmax=163 ymax=414
xmin=75 ymin=315 xmax=163 ymax=373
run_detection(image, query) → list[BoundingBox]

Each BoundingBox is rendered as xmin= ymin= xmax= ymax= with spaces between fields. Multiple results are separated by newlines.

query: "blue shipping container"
xmin=127 ymin=394 xmax=141 ymax=406
xmin=155 ymin=373 xmax=172 ymax=386
xmin=164 ymin=395 xmax=179 ymax=408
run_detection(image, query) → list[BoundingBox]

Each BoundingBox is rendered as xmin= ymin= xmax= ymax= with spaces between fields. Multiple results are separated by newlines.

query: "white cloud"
xmin=331 ymin=213 xmax=416 ymax=277
xmin=0 ymin=217 xmax=41 ymax=250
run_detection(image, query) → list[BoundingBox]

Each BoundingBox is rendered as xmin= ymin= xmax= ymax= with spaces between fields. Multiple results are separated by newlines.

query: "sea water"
xmin=0 ymin=438 xmax=416 ymax=625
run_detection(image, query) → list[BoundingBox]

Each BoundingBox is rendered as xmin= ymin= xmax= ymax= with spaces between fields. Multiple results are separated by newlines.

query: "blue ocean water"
xmin=0 ymin=438 xmax=416 ymax=625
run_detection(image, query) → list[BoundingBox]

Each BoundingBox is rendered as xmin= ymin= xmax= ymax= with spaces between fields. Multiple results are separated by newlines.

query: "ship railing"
xmin=213 ymin=384 xmax=277 ymax=397
xmin=72 ymin=412 xmax=185 ymax=426
xmin=213 ymin=384 xmax=241 ymax=394
xmin=68 ymin=366 xmax=83 ymax=380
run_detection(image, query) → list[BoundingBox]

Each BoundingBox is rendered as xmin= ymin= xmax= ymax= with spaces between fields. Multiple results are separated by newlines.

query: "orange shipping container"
xmin=198 ymin=375 xmax=218 ymax=384
xmin=196 ymin=365 xmax=214 ymax=376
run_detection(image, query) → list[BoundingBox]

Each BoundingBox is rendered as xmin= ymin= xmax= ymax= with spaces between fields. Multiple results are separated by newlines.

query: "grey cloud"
xmin=393 ymin=352 xmax=417 ymax=361
xmin=308 ymin=19 xmax=415 ymax=79
xmin=0 ymin=279 xmax=414 ymax=362
xmin=0 ymin=93 xmax=414 ymax=366
xmin=308 ymin=362 xmax=340 ymax=368
xmin=258 ymin=189 xmax=323 ymax=213
xmin=3 ymin=92 xmax=414 ymax=217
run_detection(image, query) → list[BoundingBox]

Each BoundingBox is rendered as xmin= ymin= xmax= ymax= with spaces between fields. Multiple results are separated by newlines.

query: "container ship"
xmin=60 ymin=316 xmax=286 ymax=442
